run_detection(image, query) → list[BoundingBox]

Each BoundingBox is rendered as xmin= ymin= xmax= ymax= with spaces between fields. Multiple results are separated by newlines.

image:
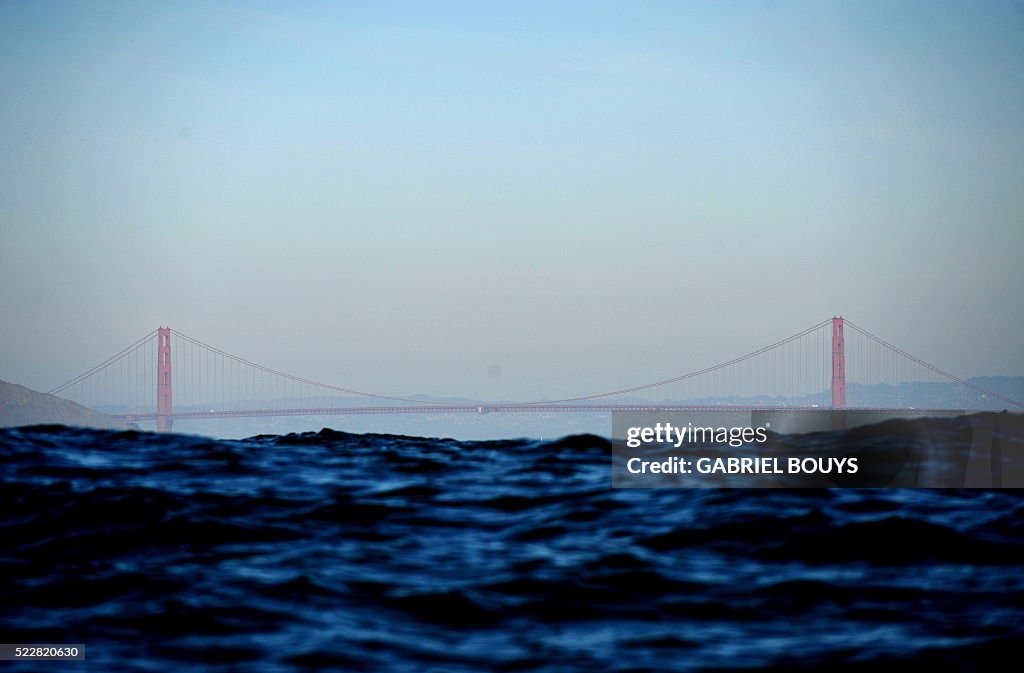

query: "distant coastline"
xmin=0 ymin=380 xmax=127 ymax=430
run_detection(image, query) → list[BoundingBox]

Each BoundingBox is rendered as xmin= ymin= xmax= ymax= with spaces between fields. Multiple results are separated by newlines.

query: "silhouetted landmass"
xmin=0 ymin=380 xmax=127 ymax=430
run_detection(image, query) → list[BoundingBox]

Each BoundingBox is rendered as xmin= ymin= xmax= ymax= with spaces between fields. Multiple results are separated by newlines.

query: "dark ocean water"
xmin=2 ymin=421 xmax=1024 ymax=672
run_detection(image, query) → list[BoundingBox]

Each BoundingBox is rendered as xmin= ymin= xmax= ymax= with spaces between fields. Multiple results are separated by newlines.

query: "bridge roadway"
xmin=114 ymin=405 xmax=967 ymax=422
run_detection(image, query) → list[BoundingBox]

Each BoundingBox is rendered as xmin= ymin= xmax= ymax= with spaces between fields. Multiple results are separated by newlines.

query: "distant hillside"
xmin=0 ymin=380 xmax=127 ymax=430
xmin=969 ymin=376 xmax=1024 ymax=403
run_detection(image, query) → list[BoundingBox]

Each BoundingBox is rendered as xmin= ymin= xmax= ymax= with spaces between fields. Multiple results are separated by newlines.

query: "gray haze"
xmin=2 ymin=1 xmax=1023 ymax=402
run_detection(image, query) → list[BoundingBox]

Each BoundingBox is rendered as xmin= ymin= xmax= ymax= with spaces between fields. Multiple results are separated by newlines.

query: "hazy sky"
xmin=2 ymin=1 xmax=1023 ymax=400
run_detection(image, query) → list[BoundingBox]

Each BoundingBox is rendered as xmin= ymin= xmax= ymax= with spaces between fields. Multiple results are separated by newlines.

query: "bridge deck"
xmin=114 ymin=405 xmax=969 ymax=422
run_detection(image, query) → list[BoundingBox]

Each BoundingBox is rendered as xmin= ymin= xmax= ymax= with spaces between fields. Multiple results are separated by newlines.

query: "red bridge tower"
xmin=157 ymin=327 xmax=173 ymax=432
xmin=832 ymin=317 xmax=846 ymax=409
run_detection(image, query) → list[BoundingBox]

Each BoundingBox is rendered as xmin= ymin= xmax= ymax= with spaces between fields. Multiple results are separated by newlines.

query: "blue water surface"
xmin=2 ymin=423 xmax=1023 ymax=672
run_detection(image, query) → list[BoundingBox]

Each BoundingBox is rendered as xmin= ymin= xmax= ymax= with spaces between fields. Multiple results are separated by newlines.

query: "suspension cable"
xmin=48 ymin=330 xmax=159 ymax=395
xmin=519 ymin=318 xmax=833 ymax=404
xmin=845 ymin=320 xmax=1022 ymax=409
xmin=170 ymin=329 xmax=466 ymax=407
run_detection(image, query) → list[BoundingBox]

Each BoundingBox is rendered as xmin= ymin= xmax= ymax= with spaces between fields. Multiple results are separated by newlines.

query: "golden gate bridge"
xmin=49 ymin=318 xmax=1022 ymax=432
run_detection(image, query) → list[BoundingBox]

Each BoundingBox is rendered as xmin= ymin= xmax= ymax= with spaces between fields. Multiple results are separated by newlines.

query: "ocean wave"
xmin=1 ymin=420 xmax=1023 ymax=671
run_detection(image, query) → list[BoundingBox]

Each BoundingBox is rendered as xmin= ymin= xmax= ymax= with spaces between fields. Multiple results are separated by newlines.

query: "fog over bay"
xmin=2 ymin=1 xmax=1023 ymax=401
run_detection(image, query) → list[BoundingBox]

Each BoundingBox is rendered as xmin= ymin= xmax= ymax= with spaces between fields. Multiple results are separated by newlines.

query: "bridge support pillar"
xmin=157 ymin=327 xmax=173 ymax=432
xmin=831 ymin=317 xmax=846 ymax=410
